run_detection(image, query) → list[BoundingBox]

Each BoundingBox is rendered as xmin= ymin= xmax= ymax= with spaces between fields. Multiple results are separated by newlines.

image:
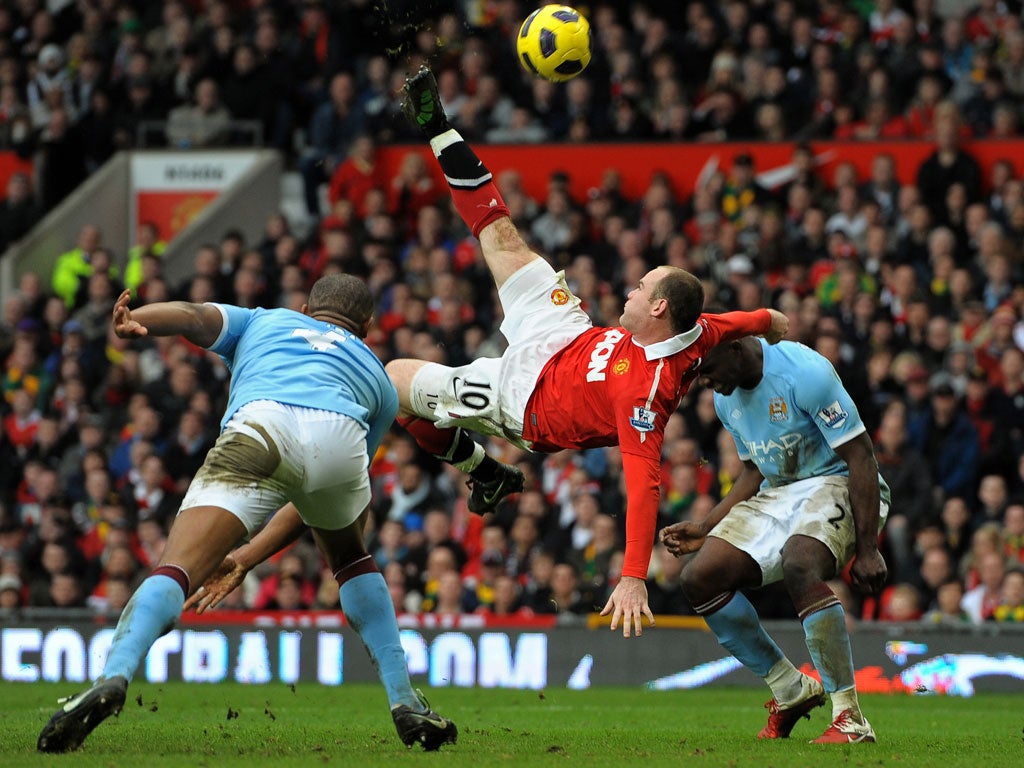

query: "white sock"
xmin=764 ymin=658 xmax=804 ymax=706
xmin=830 ymin=686 xmax=862 ymax=720
xmin=453 ymin=442 xmax=485 ymax=473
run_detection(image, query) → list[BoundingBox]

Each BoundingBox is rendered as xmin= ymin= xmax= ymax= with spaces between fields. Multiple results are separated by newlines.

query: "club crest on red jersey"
xmin=768 ymin=397 xmax=788 ymax=422
xmin=613 ymin=358 xmax=630 ymax=375
xmin=630 ymin=406 xmax=657 ymax=432
xmin=550 ymin=288 xmax=570 ymax=305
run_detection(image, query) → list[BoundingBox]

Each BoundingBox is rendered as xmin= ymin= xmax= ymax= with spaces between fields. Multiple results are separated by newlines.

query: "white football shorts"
xmin=179 ymin=400 xmax=371 ymax=533
xmin=409 ymin=258 xmax=592 ymax=446
xmin=707 ymin=474 xmax=890 ymax=585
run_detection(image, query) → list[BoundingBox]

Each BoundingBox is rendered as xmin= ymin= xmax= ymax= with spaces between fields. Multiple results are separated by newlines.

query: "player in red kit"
xmin=391 ymin=67 xmax=789 ymax=637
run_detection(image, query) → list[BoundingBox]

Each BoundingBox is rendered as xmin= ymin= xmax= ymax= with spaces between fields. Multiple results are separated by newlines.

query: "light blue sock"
xmin=703 ymin=592 xmax=786 ymax=677
xmin=340 ymin=572 xmax=420 ymax=709
xmin=802 ymin=603 xmax=855 ymax=694
xmin=102 ymin=574 xmax=185 ymax=682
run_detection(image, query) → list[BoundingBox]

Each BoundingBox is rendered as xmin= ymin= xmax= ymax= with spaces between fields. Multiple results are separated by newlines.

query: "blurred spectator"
xmin=916 ymin=104 xmax=982 ymax=220
xmin=874 ymin=407 xmax=932 ymax=549
xmin=549 ymin=562 xmax=587 ymax=615
xmin=252 ymin=550 xmax=316 ymax=610
xmin=0 ymin=172 xmax=41 ymax=252
xmin=51 ymin=225 xmax=105 ymax=310
xmin=907 ymin=371 xmax=981 ymax=501
xmin=37 ymin=106 xmax=87 ymax=211
xmin=299 ymin=72 xmax=365 ymax=216
xmin=0 ymin=573 xmax=23 ymax=610
xmin=124 ymin=222 xmax=166 ymax=293
xmin=165 ymin=77 xmax=231 ymax=148
xmin=646 ymin=544 xmax=691 ymax=615
xmin=962 ymin=549 xmax=1007 ymax=623
xmin=991 ymin=567 xmax=1024 ymax=622
xmin=327 ymin=134 xmax=383 ymax=219
xmin=922 ymin=577 xmax=972 ymax=625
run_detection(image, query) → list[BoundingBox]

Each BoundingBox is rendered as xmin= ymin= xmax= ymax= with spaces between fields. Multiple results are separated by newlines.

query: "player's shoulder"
xmin=766 ymin=341 xmax=842 ymax=396
xmin=766 ymin=340 xmax=831 ymax=371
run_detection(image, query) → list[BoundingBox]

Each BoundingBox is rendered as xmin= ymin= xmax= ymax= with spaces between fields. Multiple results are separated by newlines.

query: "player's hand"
xmin=184 ymin=555 xmax=247 ymax=613
xmin=600 ymin=576 xmax=654 ymax=638
xmin=762 ymin=309 xmax=789 ymax=344
xmin=659 ymin=520 xmax=709 ymax=557
xmin=849 ymin=546 xmax=887 ymax=595
xmin=112 ymin=289 xmax=148 ymax=338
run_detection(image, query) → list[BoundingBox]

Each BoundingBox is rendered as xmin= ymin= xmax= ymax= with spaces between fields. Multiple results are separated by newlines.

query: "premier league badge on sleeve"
xmin=630 ymin=406 xmax=657 ymax=432
xmin=817 ymin=400 xmax=849 ymax=429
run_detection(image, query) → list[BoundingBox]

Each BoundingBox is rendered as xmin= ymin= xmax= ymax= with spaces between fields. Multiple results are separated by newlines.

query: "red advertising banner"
xmin=135 ymin=190 xmax=218 ymax=241
xmin=129 ymin=153 xmax=260 ymax=245
xmin=378 ymin=139 xmax=1024 ymax=205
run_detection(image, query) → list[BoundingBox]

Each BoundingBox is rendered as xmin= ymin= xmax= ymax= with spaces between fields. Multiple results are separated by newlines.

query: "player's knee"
xmin=679 ymin=560 xmax=717 ymax=604
xmin=780 ymin=547 xmax=830 ymax=589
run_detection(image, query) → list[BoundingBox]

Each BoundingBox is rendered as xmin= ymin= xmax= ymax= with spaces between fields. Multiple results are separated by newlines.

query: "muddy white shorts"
xmin=409 ymin=258 xmax=591 ymax=447
xmin=179 ymin=400 xmax=371 ymax=533
xmin=707 ymin=474 xmax=890 ymax=585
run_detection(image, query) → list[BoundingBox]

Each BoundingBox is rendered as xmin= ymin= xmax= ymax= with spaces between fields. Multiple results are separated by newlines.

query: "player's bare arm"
xmin=112 ymin=289 xmax=223 ymax=348
xmin=661 ymin=461 xmax=763 ymax=556
xmin=833 ymin=433 xmax=886 ymax=594
xmin=185 ymin=503 xmax=308 ymax=613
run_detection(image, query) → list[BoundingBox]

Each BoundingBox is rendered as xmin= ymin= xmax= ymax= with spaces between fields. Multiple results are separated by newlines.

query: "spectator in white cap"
xmin=28 ymin=44 xmax=75 ymax=130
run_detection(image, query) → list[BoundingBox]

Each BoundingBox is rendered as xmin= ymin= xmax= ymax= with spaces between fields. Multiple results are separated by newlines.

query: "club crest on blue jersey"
xmin=768 ymin=397 xmax=788 ymax=422
xmin=817 ymin=399 xmax=848 ymax=429
xmin=630 ymin=406 xmax=657 ymax=432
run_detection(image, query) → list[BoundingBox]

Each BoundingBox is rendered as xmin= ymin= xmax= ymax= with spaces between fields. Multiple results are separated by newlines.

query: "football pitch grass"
xmin=2 ymin=682 xmax=1021 ymax=767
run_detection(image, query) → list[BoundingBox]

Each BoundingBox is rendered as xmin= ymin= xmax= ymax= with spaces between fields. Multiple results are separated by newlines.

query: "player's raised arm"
xmin=112 ymin=289 xmax=223 ymax=349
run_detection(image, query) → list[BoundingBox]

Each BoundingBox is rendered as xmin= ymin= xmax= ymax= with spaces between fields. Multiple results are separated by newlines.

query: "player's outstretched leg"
xmin=397 ymin=414 xmax=524 ymax=514
xmin=37 ymin=566 xmax=188 ymax=752
xmin=336 ymin=556 xmax=457 ymax=750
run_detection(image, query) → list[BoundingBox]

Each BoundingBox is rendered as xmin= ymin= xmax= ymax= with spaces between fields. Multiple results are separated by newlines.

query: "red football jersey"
xmin=522 ymin=309 xmax=772 ymax=579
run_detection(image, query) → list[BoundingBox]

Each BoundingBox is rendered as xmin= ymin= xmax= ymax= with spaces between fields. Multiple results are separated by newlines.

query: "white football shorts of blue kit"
xmin=178 ymin=305 xmax=398 ymax=532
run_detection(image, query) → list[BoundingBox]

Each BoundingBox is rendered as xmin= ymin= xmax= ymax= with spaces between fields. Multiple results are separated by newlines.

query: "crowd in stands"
xmin=3 ymin=1 xmax=1024 ymax=626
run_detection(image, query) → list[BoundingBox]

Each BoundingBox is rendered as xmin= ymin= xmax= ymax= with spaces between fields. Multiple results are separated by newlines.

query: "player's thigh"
xmin=497 ymin=257 xmax=592 ymax=346
xmin=706 ymin=489 xmax=796 ymax=586
xmin=786 ymin=475 xmax=890 ymax=576
xmin=681 ymin=536 xmax=762 ymax=603
xmin=159 ymin=505 xmax=247 ymax=591
xmin=385 ymin=358 xmax=433 ymax=413
xmin=409 ymin=356 xmax=503 ymax=427
xmin=179 ymin=405 xmax=294 ymax=537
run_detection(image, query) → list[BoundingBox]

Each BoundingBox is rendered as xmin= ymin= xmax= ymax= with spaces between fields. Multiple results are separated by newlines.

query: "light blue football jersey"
xmin=714 ymin=339 xmax=890 ymax=500
xmin=207 ymin=304 xmax=398 ymax=458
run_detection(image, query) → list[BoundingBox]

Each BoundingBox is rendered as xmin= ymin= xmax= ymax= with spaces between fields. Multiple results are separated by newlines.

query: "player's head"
xmin=304 ymin=273 xmax=375 ymax=337
xmin=699 ymin=337 xmax=763 ymax=396
xmin=620 ymin=266 xmax=703 ymax=337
